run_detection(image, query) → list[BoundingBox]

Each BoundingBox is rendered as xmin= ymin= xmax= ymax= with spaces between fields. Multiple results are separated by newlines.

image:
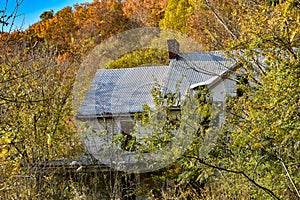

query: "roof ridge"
xmin=97 ymin=65 xmax=169 ymax=72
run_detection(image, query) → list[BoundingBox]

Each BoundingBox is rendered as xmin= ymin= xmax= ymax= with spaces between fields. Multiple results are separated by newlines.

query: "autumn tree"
xmin=107 ymin=48 xmax=168 ymax=69
xmin=128 ymin=1 xmax=299 ymax=199
xmin=159 ymin=0 xmax=195 ymax=35
xmin=188 ymin=0 xmax=241 ymax=50
xmin=39 ymin=10 xmax=54 ymax=22
xmin=0 ymin=2 xmax=83 ymax=198
xmin=219 ymin=1 xmax=300 ymax=199
xmin=123 ymin=0 xmax=168 ymax=27
xmin=73 ymin=0 xmax=129 ymax=52
xmin=1 ymin=0 xmax=298 ymax=198
xmin=0 ymin=37 xmax=84 ymax=198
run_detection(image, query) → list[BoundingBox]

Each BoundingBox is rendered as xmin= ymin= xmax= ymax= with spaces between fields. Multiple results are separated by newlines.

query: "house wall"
xmin=81 ymin=76 xmax=237 ymax=156
xmin=81 ymin=118 xmax=117 ymax=156
xmin=80 ymin=76 xmax=238 ymax=167
xmin=81 ymin=117 xmax=136 ymax=157
xmin=210 ymin=77 xmax=236 ymax=102
xmin=210 ymin=76 xmax=236 ymax=125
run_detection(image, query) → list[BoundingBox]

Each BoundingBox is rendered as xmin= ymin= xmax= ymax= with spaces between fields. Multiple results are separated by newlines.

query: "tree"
xmin=123 ymin=0 xmax=168 ymax=27
xmin=39 ymin=10 xmax=54 ymax=22
xmin=107 ymin=48 xmax=168 ymax=69
xmin=159 ymin=0 xmax=195 ymax=34
xmin=1 ymin=0 xmax=298 ymax=198
xmin=222 ymin=1 xmax=300 ymax=199
xmin=112 ymin=82 xmax=217 ymax=198
xmin=0 ymin=0 xmax=23 ymax=32
xmin=188 ymin=0 xmax=241 ymax=50
xmin=0 ymin=39 xmax=83 ymax=198
xmin=72 ymin=0 xmax=129 ymax=55
xmin=125 ymin=1 xmax=300 ymax=199
xmin=0 ymin=2 xmax=83 ymax=198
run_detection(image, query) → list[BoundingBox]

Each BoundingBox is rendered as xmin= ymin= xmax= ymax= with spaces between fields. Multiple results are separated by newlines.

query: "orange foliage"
xmin=123 ymin=0 xmax=168 ymax=27
xmin=189 ymin=0 xmax=241 ymax=50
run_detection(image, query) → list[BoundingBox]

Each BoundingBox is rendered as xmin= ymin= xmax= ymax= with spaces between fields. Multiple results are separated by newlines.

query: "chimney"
xmin=167 ymin=39 xmax=180 ymax=60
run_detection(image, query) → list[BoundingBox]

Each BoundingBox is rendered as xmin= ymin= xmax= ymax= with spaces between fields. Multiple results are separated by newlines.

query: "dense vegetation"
xmin=0 ymin=0 xmax=299 ymax=199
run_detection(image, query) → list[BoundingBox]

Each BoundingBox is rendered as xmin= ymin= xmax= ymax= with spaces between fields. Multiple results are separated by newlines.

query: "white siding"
xmin=210 ymin=78 xmax=236 ymax=102
xmin=81 ymin=118 xmax=118 ymax=155
xmin=210 ymin=77 xmax=236 ymax=126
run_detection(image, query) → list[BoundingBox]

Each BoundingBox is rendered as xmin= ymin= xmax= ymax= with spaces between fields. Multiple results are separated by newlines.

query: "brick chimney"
xmin=167 ymin=39 xmax=180 ymax=60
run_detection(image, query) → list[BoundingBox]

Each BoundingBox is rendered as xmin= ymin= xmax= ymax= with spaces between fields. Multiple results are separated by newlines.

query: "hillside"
xmin=0 ymin=0 xmax=299 ymax=199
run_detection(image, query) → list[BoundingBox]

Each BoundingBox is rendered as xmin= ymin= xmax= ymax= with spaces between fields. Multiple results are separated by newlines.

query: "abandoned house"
xmin=34 ymin=39 xmax=240 ymax=199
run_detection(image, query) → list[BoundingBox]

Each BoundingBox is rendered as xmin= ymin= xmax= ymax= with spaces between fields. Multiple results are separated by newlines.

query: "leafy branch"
xmin=186 ymin=156 xmax=281 ymax=200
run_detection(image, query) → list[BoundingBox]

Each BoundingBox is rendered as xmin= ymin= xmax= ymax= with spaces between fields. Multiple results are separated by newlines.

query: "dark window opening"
xmin=236 ymin=75 xmax=249 ymax=97
xmin=120 ymin=121 xmax=136 ymax=151
xmin=120 ymin=121 xmax=134 ymax=135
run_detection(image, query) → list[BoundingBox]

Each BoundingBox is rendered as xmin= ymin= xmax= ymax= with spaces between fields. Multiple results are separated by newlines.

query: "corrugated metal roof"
xmin=77 ymin=51 xmax=236 ymax=118
xmin=77 ymin=66 xmax=170 ymax=117
xmin=179 ymin=51 xmax=227 ymax=61
xmin=164 ymin=52 xmax=234 ymax=95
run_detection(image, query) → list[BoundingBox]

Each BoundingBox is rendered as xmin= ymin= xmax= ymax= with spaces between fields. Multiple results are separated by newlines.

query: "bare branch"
xmin=186 ymin=156 xmax=281 ymax=200
xmin=281 ymin=160 xmax=300 ymax=198
xmin=202 ymin=0 xmax=238 ymax=40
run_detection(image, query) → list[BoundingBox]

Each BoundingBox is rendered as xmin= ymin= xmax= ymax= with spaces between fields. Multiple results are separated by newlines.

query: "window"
xmin=120 ymin=121 xmax=134 ymax=135
xmin=236 ymin=75 xmax=249 ymax=97
xmin=119 ymin=120 xmax=136 ymax=151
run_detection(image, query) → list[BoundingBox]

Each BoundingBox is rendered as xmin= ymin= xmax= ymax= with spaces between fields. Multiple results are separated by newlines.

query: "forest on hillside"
xmin=0 ymin=0 xmax=299 ymax=199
